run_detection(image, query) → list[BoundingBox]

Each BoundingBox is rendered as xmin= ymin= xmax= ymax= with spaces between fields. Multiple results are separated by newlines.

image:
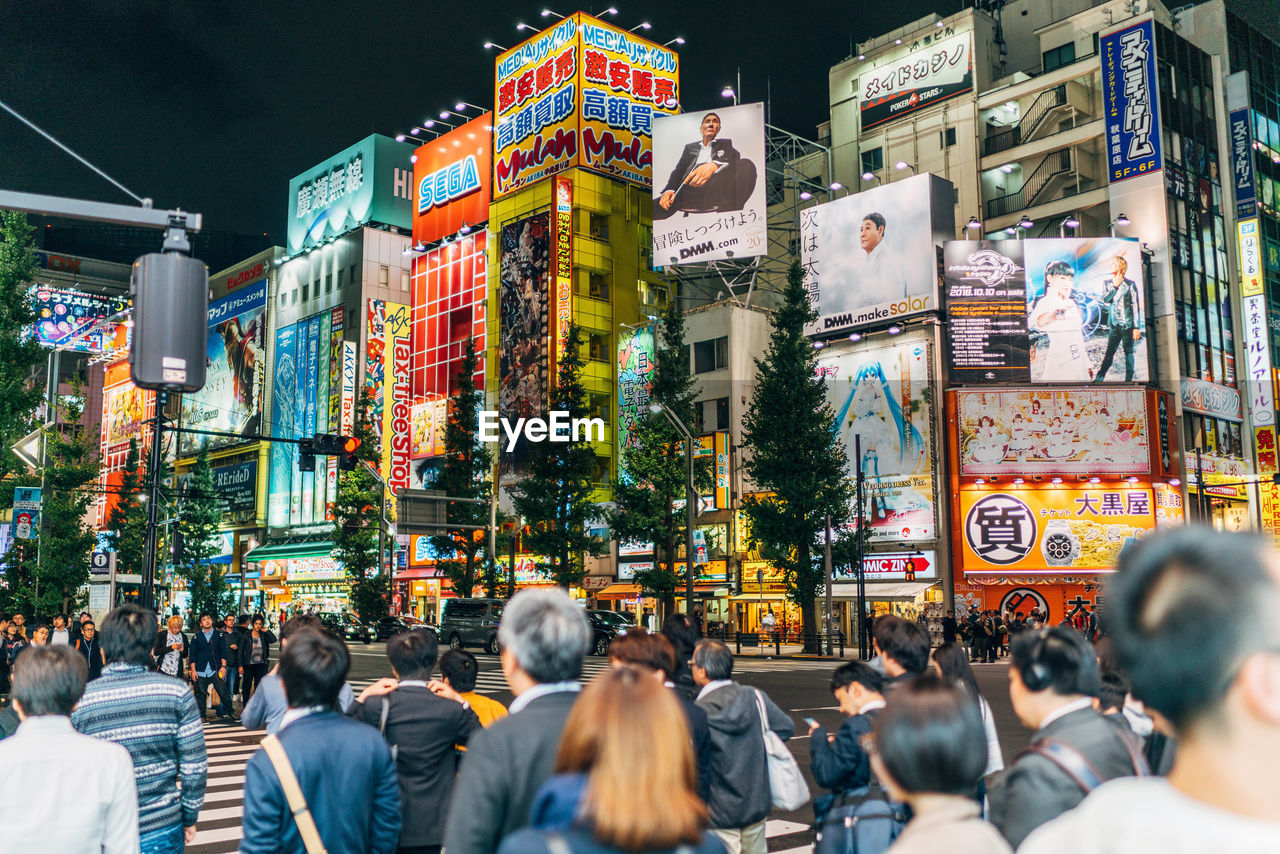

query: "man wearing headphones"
xmin=994 ymin=627 xmax=1146 ymax=848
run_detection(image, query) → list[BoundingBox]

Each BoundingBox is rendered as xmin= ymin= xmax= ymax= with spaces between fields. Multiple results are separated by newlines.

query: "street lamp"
xmin=1059 ymin=214 xmax=1080 ymax=238
xmin=861 ymin=171 xmax=880 ymax=185
xmin=483 ymin=41 xmax=508 ymax=50
xmin=967 ymin=216 xmax=982 ymax=231
xmin=1017 ymin=216 xmax=1034 ymax=239
xmin=664 ymin=37 xmax=685 ymax=46
xmin=649 ymin=402 xmax=697 ymax=620
xmin=894 ymin=160 xmax=916 ymax=173
xmin=721 ymin=85 xmax=737 ymax=105
xmin=1109 ymin=213 xmax=1130 ymax=236
xmin=629 ymin=21 xmax=652 ymax=32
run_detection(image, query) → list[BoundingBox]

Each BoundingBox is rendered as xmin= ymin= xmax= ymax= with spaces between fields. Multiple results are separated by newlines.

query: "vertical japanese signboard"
xmin=269 ymin=324 xmax=298 ymax=527
xmin=615 ymin=323 xmax=655 ymax=475
xmin=1228 ymin=72 xmax=1257 ymax=219
xmin=366 ymin=300 xmax=386 ymax=442
xmin=1239 ymin=219 xmax=1264 ymax=298
xmin=553 ymin=176 xmax=573 ymax=373
xmin=1255 ymin=426 xmax=1280 ymax=541
xmin=1101 ymin=18 xmax=1163 ymax=183
xmin=1243 ymin=294 xmax=1274 ymax=427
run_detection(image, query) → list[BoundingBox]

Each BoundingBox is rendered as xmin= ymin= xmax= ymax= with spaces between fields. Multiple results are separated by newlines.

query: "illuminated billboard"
xmin=1100 ymin=18 xmax=1163 ymax=183
xmin=28 ymin=286 xmax=127 ymax=353
xmin=858 ymin=32 xmax=973 ymax=130
xmin=413 ymin=114 xmax=493 ymax=246
xmin=492 ymin=12 xmax=679 ymax=197
xmin=498 ymin=213 xmax=551 ymax=477
xmin=802 ymin=173 xmax=954 ymax=335
xmin=616 ymin=323 xmax=656 ymax=465
xmin=409 ymin=233 xmax=488 ymax=404
xmin=652 ymin=102 xmax=766 ymax=265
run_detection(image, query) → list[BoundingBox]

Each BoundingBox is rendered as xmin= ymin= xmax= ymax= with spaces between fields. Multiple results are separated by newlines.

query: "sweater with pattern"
xmin=71 ymin=662 xmax=208 ymax=833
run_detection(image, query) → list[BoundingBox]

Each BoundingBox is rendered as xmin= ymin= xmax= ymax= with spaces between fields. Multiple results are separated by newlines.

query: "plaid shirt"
xmin=72 ymin=663 xmax=207 ymax=833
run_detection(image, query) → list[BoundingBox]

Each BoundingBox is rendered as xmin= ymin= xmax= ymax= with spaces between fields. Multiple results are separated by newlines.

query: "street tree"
xmin=610 ymin=297 xmax=710 ymax=619
xmin=513 ymin=325 xmax=606 ymax=588
xmin=332 ymin=388 xmax=388 ymax=620
xmin=741 ymin=260 xmax=851 ymax=653
xmin=105 ymin=439 xmax=147 ymax=577
xmin=0 ymin=211 xmax=46 ymax=484
xmin=175 ymin=445 xmax=234 ymax=620
xmin=428 ymin=338 xmax=493 ymax=599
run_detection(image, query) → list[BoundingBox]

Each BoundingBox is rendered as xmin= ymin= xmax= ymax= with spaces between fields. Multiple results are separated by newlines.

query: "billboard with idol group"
xmin=802 ymin=173 xmax=954 ymax=336
xmin=492 ymin=12 xmax=680 ymax=197
xmin=498 ymin=213 xmax=551 ymax=477
xmin=651 ymin=102 xmax=767 ymax=265
xmin=943 ymin=238 xmax=1148 ymax=384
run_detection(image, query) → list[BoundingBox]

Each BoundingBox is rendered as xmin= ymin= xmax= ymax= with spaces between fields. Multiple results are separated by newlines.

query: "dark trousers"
xmin=244 ymin=662 xmax=269 ymax=700
xmin=1095 ymin=327 xmax=1136 ymax=381
xmin=194 ymin=671 xmax=232 ymax=717
xmin=971 ymin=636 xmax=986 ymax=661
xmin=652 ymin=161 xmax=756 ymax=220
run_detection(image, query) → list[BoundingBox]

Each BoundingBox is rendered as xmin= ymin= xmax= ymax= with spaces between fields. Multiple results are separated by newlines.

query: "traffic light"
xmin=310 ymin=434 xmax=361 ymax=471
xmin=340 ymin=436 xmax=361 ymax=471
xmin=298 ymin=437 xmax=316 ymax=473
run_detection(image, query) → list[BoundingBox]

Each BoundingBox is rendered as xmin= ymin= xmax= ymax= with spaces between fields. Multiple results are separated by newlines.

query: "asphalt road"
xmin=190 ymin=644 xmax=1032 ymax=853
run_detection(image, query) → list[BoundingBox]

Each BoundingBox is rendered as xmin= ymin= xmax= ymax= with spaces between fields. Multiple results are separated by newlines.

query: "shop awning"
xmin=597 ymin=583 xmax=640 ymax=598
xmin=830 ymin=581 xmax=939 ymax=600
xmin=243 ymin=541 xmax=333 ymax=563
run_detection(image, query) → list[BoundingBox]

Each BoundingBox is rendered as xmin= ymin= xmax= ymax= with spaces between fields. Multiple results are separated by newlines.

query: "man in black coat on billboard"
xmin=653 ymin=112 xmax=756 ymax=219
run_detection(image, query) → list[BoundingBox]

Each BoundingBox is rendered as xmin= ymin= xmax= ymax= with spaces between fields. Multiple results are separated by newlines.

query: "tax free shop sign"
xmin=479 ymin=410 xmax=606 ymax=452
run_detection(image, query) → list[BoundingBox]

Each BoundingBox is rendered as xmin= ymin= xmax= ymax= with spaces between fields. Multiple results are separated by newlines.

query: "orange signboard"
xmin=412 ymin=113 xmax=492 ymax=246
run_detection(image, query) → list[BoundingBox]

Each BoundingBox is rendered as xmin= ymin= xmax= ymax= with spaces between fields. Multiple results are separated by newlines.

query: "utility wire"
xmin=0 ymin=96 xmax=144 ymax=204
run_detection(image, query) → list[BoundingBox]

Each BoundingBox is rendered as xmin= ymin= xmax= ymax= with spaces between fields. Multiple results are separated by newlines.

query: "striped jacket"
xmin=71 ymin=662 xmax=208 ymax=833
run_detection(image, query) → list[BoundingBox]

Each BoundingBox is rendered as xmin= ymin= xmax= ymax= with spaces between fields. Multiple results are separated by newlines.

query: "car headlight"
xmin=615 ymin=627 xmax=628 ymax=635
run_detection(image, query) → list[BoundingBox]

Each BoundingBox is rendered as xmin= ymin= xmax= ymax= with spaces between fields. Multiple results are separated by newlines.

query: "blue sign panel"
xmin=1102 ymin=19 xmax=1162 ymax=183
xmin=268 ymin=324 xmax=298 ymax=527
xmin=1231 ymin=107 xmax=1257 ymax=219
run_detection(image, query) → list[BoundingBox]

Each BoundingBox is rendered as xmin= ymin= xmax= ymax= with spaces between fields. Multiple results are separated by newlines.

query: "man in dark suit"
xmin=994 ymin=627 xmax=1146 ymax=848
xmin=653 ymin=112 xmax=756 ymax=220
xmin=351 ymin=630 xmax=479 ymax=854
xmin=240 ymin=628 xmax=401 ymax=853
xmin=442 ymin=589 xmax=591 ymax=854
xmin=1092 ymin=254 xmax=1144 ymax=382
xmin=189 ymin=613 xmax=234 ymax=721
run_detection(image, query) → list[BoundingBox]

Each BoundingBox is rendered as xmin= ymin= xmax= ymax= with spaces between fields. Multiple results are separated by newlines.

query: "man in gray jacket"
xmin=443 ymin=588 xmax=592 ymax=854
xmin=692 ymin=639 xmax=796 ymax=854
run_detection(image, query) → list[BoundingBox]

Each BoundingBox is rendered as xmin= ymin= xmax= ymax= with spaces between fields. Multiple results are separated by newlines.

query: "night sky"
xmin=1 ymin=1 xmax=942 ymax=242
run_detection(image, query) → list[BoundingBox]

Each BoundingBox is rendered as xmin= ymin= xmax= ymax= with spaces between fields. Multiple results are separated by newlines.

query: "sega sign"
xmin=417 ymin=154 xmax=482 ymax=213
xmin=412 ymin=113 xmax=493 ymax=246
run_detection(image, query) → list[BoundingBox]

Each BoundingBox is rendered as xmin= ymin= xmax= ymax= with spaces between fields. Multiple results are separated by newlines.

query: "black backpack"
xmin=812 ymin=709 xmax=909 ymax=854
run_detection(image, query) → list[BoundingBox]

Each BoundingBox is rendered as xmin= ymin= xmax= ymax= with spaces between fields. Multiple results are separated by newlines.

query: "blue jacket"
xmin=240 ymin=711 xmax=401 ymax=853
xmin=189 ymin=628 xmax=227 ymax=675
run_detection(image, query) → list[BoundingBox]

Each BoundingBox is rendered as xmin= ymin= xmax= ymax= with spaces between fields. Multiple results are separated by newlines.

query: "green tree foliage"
xmin=513 ymin=326 xmax=606 ymax=588
xmin=105 ymin=439 xmax=147 ymax=577
xmin=741 ymin=260 xmax=851 ymax=652
xmin=175 ymin=445 xmax=234 ymax=620
xmin=429 ymin=339 xmax=493 ymax=599
xmin=610 ymin=296 xmax=711 ymax=619
xmin=332 ymin=388 xmax=388 ymax=620
xmin=0 ymin=211 xmax=45 ymax=484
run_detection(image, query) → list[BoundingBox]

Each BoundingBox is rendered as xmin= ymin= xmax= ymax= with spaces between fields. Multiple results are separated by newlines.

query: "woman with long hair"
xmin=500 ymin=665 xmax=723 ymax=854
xmin=931 ymin=641 xmax=1004 ymax=778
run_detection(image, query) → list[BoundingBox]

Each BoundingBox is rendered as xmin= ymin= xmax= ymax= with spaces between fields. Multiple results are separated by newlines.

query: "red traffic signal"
xmin=310 ymin=433 xmax=361 ymax=471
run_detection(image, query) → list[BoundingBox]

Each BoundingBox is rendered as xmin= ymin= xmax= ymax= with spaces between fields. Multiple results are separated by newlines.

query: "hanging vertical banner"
xmin=302 ymin=314 xmax=321 ymax=525
xmin=1239 ymin=220 xmax=1264 ymax=297
xmin=340 ymin=340 xmax=357 ymax=434
xmin=1101 ymin=17 xmax=1163 ymax=183
xmin=382 ymin=303 xmax=412 ymax=506
xmin=366 ymin=299 xmax=387 ymax=442
xmin=714 ymin=431 xmax=731 ymax=509
xmin=10 ymin=487 xmax=42 ymax=540
xmin=269 ymin=324 xmax=299 ymax=527
xmin=1243 ymin=294 xmax=1275 ymax=427
xmin=1255 ymin=426 xmax=1280 ymax=541
xmin=616 ymin=323 xmax=656 ymax=470
xmin=553 ymin=176 xmax=573 ymax=375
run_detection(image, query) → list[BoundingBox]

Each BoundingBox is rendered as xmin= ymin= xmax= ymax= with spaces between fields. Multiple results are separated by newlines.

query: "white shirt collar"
xmin=508 ymin=681 xmax=581 ymax=715
xmin=398 ymin=680 xmax=429 ymax=688
xmin=280 ymin=705 xmax=329 ymax=731
xmin=696 ymin=679 xmax=733 ymax=701
xmin=858 ymin=698 xmax=887 ymax=715
xmin=16 ymin=715 xmax=74 ymax=735
xmin=1039 ymin=696 xmax=1094 ymax=730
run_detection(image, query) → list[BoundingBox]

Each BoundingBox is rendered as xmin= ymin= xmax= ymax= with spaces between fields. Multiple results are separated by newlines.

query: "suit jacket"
xmin=238 ymin=631 xmax=275 ymax=668
xmin=810 ymin=712 xmax=875 ymax=792
xmin=188 ymin=629 xmax=227 ymax=675
xmin=350 ymin=685 xmax=480 ymax=847
xmin=660 ymin=138 xmax=741 ymax=194
xmin=240 ymin=711 xmax=400 ymax=854
xmin=995 ymin=707 xmax=1144 ymax=848
xmin=442 ymin=689 xmax=579 ymax=854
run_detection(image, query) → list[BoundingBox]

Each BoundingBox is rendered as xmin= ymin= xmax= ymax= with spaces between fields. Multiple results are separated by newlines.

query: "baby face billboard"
xmin=179 ymin=280 xmax=267 ymax=456
xmin=802 ymin=173 xmax=953 ymax=335
xmin=651 ymin=102 xmax=766 ymax=265
xmin=817 ymin=339 xmax=936 ymax=543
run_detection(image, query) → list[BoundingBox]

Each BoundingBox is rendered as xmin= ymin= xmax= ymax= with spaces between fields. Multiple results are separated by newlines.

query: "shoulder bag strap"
xmin=261 ymin=734 xmax=329 ymax=854
xmin=377 ymin=696 xmax=398 ymax=761
xmin=751 ymin=687 xmax=770 ymax=737
xmin=1117 ymin=726 xmax=1151 ymax=777
xmin=1020 ymin=739 xmax=1104 ymax=794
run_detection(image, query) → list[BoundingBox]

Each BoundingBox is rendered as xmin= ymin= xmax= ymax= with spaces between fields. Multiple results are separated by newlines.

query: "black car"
xmin=586 ymin=609 xmax=635 ymax=656
xmin=370 ymin=615 xmax=428 ymax=641
xmin=317 ymin=612 xmax=372 ymax=644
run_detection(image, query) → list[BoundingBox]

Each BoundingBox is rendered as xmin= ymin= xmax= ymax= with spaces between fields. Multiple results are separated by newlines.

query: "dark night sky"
xmin=1 ymin=0 xmax=943 ymax=242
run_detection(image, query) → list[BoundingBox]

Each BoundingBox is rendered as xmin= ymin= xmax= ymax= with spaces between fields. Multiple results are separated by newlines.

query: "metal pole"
xmin=1195 ymin=446 xmax=1207 ymax=524
xmin=141 ymin=392 xmax=166 ymax=611
xmin=507 ymin=527 xmax=516 ymax=598
xmin=855 ymin=433 xmax=867 ymax=660
xmin=685 ymin=432 xmax=695 ymax=621
xmin=824 ymin=513 xmax=833 ymax=656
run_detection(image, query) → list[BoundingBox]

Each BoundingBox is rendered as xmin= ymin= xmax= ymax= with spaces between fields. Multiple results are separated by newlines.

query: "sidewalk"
xmin=727 ymin=637 xmax=867 ymax=660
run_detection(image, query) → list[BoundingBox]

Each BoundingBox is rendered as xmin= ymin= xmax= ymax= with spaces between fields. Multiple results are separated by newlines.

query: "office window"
xmin=401 ymin=270 xmax=410 ymax=292
xmin=589 ymin=212 xmax=610 ymax=241
xmin=588 ymin=332 xmax=610 ymax=362
xmin=349 ymin=264 xmax=358 ymax=286
xmin=337 ymin=268 xmax=345 ymax=289
xmin=715 ymin=397 xmax=730 ymax=430
xmin=378 ymin=265 xmax=389 ymax=286
xmin=594 ymin=455 xmax=611 ymax=484
xmin=588 ymin=272 xmax=610 ymax=299
xmin=860 ymin=147 xmax=883 ymax=175
xmin=940 ymin=127 xmax=957 ymax=148
xmin=693 ymin=336 xmax=728 ymax=373
xmin=589 ymin=392 xmax=611 ymax=423
xmin=301 ymin=283 xmax=309 ymax=302
xmin=1043 ymin=42 xmax=1076 ymax=72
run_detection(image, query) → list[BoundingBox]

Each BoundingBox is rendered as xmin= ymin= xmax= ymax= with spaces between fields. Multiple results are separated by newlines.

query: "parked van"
xmin=439 ymin=598 xmax=505 ymax=654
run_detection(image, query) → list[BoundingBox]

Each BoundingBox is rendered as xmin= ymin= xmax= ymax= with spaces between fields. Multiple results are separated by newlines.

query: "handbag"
xmin=262 ymin=734 xmax=329 ymax=854
xmin=752 ymin=688 xmax=809 ymax=811
xmin=813 ymin=781 xmax=908 ymax=854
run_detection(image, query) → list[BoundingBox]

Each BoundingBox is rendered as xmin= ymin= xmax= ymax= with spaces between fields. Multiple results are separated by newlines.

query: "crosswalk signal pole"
xmin=141 ymin=392 xmax=167 ymax=611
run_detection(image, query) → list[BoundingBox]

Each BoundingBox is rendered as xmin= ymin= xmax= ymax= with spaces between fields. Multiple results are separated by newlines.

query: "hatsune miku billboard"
xmin=816 ymin=338 xmax=937 ymax=544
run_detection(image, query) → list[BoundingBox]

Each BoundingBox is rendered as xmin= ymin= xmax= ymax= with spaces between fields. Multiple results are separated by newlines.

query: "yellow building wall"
xmin=487 ymin=169 xmax=664 ymax=501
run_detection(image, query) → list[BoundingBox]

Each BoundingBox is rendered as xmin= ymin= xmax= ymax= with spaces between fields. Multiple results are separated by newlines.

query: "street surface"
xmin=189 ymin=645 xmax=1028 ymax=853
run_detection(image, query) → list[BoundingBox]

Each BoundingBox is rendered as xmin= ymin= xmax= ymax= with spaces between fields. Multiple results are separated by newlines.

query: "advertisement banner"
xmin=1239 ymin=219 xmax=1264 ymax=297
xmin=340 ymin=340 xmax=357 ymax=434
xmin=553 ymin=176 xmax=573 ymax=370
xmin=103 ymin=380 xmax=148 ymax=452
xmin=383 ymin=303 xmax=412 ymax=499
xmin=833 ymin=550 xmax=938 ymax=582
xmin=1101 ymin=18 xmax=1163 ymax=183
xmin=328 ymin=306 xmax=345 ymax=430
xmin=179 ymin=279 xmax=267 ymax=456
xmin=366 ymin=299 xmax=386 ymax=441
xmin=858 ymin=32 xmax=973 ymax=130
xmin=1243 ymin=294 xmax=1275 ymax=427
xmin=1254 ymin=426 xmax=1280 ymax=541
xmin=413 ymin=114 xmax=493 ymax=246
xmin=957 ymin=388 xmax=1150 ymax=475
xmin=1153 ymin=483 xmax=1185 ymax=527
xmin=943 ymin=241 xmax=1030 ymax=382
xmin=1231 ymin=108 xmax=1257 ymax=218
xmin=10 ymin=487 xmax=41 ymax=540
xmin=269 ymin=324 xmax=298 ymax=527
xmin=498 ymin=213 xmax=551 ymax=477
xmin=27 ymin=286 xmax=126 ymax=353
xmin=178 ymin=460 xmax=256 ymax=514
xmin=802 ymin=173 xmax=953 ymax=336
xmin=961 ymin=486 xmax=1157 ymax=572
xmin=410 ymin=399 xmax=448 ymax=459
xmin=616 ymin=323 xmax=656 ymax=466
xmin=651 ymin=102 xmax=766 ymax=265
xmin=409 ymin=232 xmax=488 ymax=400
xmin=492 ymin=13 xmax=679 ymax=197
xmin=817 ymin=339 xmax=936 ymax=543
xmin=287 ymin=134 xmax=414 ymax=255
xmin=1181 ymin=377 xmax=1243 ymax=421
xmin=302 ymin=314 xmax=321 ymax=525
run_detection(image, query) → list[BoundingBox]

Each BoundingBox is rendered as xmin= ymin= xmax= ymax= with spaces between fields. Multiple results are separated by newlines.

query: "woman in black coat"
xmin=240 ymin=615 xmax=276 ymax=700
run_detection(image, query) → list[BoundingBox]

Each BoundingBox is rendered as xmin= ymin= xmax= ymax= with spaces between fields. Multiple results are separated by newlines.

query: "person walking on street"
xmin=72 ymin=604 xmax=207 ymax=853
xmin=240 ymin=628 xmax=401 ymax=853
xmin=240 ymin=615 xmax=356 ymax=734
xmin=808 ymin=661 xmax=885 ymax=797
xmin=190 ymin=613 xmax=235 ymax=721
xmin=662 ymin=613 xmax=701 ymax=701
xmin=73 ymin=618 xmax=106 ymax=681
xmin=241 ymin=615 xmax=275 ymax=701
xmin=153 ymin=615 xmax=189 ymax=681
xmin=941 ymin=610 xmax=958 ymax=645
xmin=0 ymin=644 xmax=140 ymax=852
xmin=348 ymin=630 xmax=480 ymax=853
xmin=874 ymin=616 xmax=931 ymax=690
xmin=692 ymin=639 xmax=796 ymax=854
xmin=438 ymin=649 xmax=508 ymax=727
xmin=220 ymin=613 xmax=244 ymax=706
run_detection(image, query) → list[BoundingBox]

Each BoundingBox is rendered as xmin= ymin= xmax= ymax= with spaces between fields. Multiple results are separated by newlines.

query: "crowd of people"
xmin=0 ymin=527 xmax=1278 ymax=852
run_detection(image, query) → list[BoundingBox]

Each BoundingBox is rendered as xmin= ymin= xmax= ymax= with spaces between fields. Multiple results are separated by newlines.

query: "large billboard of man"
xmin=498 ymin=213 xmax=551 ymax=478
xmin=651 ymin=102 xmax=766 ymax=265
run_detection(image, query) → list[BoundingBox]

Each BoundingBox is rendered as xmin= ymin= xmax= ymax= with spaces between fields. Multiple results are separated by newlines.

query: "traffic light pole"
xmin=140 ymin=392 xmax=167 ymax=611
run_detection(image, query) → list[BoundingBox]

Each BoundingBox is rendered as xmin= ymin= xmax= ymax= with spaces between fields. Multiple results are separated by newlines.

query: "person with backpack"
xmin=809 ymin=662 xmax=886 ymax=797
xmin=868 ymin=675 xmax=1012 ymax=854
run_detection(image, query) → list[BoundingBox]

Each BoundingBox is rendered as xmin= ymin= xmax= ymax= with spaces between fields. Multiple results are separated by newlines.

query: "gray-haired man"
xmin=442 ymin=588 xmax=592 ymax=854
